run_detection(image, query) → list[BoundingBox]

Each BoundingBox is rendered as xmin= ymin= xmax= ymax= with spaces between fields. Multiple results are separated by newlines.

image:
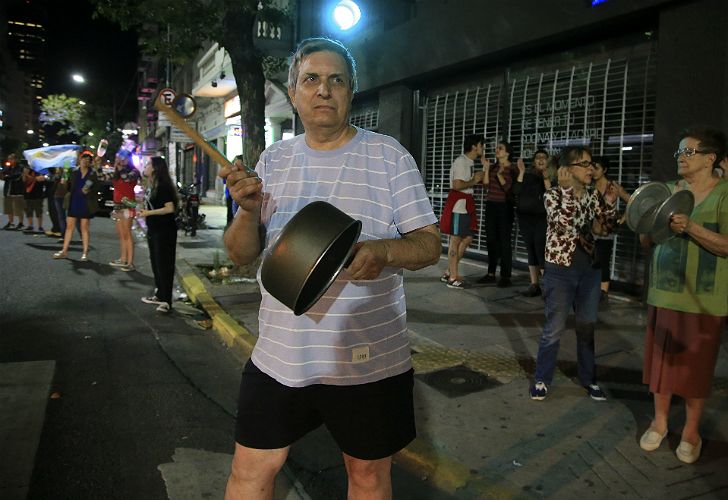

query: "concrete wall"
xmin=651 ymin=0 xmax=728 ymax=181
xmin=298 ymin=0 xmax=728 ymax=176
xmin=346 ymin=0 xmax=670 ymax=92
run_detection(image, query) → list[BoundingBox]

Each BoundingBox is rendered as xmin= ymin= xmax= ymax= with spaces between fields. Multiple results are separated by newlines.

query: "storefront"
xmin=420 ymin=38 xmax=656 ymax=285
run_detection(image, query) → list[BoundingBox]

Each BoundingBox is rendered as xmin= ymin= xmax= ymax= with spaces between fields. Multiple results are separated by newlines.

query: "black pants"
xmin=518 ymin=212 xmax=547 ymax=267
xmin=485 ymin=201 xmax=514 ymax=278
xmin=147 ymin=223 xmax=178 ymax=304
xmin=594 ymin=238 xmax=613 ymax=283
xmin=47 ymin=195 xmax=60 ymax=232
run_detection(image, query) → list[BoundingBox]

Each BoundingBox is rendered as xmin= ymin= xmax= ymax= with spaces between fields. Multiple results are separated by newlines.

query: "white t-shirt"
xmin=450 ymin=154 xmax=474 ymax=214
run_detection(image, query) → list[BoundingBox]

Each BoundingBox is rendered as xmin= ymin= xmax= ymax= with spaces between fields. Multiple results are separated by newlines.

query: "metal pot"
xmin=260 ymin=201 xmax=362 ymax=316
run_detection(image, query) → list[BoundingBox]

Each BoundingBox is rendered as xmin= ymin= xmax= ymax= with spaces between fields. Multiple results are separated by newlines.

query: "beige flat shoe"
xmin=52 ymin=251 xmax=68 ymax=259
xmin=676 ymin=438 xmax=702 ymax=464
xmin=639 ymin=427 xmax=667 ymax=451
xmin=80 ymin=253 xmax=89 ymax=262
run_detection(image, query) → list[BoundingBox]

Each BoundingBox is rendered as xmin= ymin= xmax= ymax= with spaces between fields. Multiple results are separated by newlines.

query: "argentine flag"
xmin=23 ymin=144 xmax=82 ymax=174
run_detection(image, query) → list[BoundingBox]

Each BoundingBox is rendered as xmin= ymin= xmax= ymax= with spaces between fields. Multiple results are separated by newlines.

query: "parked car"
xmin=96 ymin=164 xmax=115 ymax=216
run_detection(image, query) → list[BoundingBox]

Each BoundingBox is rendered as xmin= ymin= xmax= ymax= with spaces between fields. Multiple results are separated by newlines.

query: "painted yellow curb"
xmin=213 ymin=312 xmax=256 ymax=357
xmin=179 ymin=272 xmax=257 ymax=359
xmin=395 ymin=438 xmax=518 ymax=498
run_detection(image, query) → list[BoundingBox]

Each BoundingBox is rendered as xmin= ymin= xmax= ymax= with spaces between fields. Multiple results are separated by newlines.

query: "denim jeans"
xmin=534 ymin=247 xmax=601 ymax=386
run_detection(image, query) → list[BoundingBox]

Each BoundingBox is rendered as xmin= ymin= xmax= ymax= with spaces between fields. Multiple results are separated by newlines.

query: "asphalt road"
xmin=0 ymin=218 xmax=237 ymax=499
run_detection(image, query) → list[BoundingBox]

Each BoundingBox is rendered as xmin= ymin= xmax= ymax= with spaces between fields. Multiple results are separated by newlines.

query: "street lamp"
xmin=27 ymin=129 xmax=34 ymax=135
xmin=332 ymin=0 xmax=361 ymax=31
xmin=72 ymin=74 xmax=85 ymax=84
xmin=79 ymin=100 xmax=86 ymax=106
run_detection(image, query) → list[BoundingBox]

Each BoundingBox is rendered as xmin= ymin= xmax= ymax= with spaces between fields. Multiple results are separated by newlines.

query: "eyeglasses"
xmin=673 ymin=147 xmax=711 ymax=159
xmin=569 ymin=161 xmax=596 ymax=168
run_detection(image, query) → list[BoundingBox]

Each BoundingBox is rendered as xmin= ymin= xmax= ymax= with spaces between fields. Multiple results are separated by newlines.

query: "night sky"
xmin=26 ymin=0 xmax=140 ymax=124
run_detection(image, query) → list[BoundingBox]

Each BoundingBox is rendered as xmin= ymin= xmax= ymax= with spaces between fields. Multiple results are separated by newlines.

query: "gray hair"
xmin=288 ymin=37 xmax=358 ymax=92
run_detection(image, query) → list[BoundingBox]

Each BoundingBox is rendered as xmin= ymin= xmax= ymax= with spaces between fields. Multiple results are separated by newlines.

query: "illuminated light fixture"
xmin=88 ymin=131 xmax=94 ymax=136
xmin=27 ymin=129 xmax=34 ymax=134
xmin=621 ymin=146 xmax=633 ymax=151
xmin=42 ymin=142 xmax=49 ymax=147
xmin=72 ymin=74 xmax=85 ymax=83
xmin=79 ymin=100 xmax=86 ymax=105
xmin=333 ymin=0 xmax=361 ymax=30
xmin=591 ymin=0 xmax=609 ymax=5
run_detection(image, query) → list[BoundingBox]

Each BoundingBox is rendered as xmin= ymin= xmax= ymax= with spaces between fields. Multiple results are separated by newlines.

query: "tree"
xmin=90 ymin=0 xmax=290 ymax=169
xmin=39 ymin=94 xmax=123 ymax=153
xmin=39 ymin=94 xmax=87 ymax=137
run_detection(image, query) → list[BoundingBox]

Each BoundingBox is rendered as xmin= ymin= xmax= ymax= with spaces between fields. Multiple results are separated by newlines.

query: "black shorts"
xmin=450 ymin=213 xmax=473 ymax=237
xmin=235 ymin=360 xmax=416 ymax=460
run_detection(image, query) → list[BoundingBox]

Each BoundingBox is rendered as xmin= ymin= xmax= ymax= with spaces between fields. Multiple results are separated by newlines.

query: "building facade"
xmin=137 ymin=0 xmax=728 ymax=288
xmin=296 ymin=0 xmax=728 ymax=287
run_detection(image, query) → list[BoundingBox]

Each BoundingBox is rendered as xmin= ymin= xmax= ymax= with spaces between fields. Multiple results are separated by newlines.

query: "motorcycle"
xmin=176 ymin=182 xmax=206 ymax=236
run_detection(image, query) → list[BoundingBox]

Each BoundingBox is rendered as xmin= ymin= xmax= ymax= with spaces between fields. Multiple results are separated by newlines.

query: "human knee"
xmin=229 ymin=446 xmax=286 ymax=484
xmin=345 ymin=456 xmax=391 ymax=491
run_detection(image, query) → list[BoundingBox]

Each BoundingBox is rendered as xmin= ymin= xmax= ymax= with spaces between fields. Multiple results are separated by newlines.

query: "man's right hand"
xmin=222 ymin=165 xmax=263 ymax=213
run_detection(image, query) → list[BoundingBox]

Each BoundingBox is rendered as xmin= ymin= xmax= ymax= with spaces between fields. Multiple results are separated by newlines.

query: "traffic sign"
xmin=158 ymin=88 xmax=177 ymax=107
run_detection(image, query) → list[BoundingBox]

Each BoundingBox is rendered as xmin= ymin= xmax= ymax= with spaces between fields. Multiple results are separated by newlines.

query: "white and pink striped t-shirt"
xmin=251 ymin=127 xmax=437 ymax=387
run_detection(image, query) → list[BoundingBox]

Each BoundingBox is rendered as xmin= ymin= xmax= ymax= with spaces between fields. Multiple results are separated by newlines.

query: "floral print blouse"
xmin=544 ymin=185 xmax=616 ymax=266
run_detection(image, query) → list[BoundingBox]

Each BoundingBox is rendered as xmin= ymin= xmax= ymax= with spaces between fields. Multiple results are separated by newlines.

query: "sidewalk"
xmin=177 ymin=206 xmax=728 ymax=499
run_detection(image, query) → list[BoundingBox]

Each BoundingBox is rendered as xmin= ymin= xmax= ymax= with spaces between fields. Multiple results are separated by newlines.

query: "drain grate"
xmin=415 ymin=365 xmax=501 ymax=398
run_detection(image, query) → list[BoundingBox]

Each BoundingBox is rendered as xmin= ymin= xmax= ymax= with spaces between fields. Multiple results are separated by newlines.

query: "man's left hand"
xmin=346 ymin=240 xmax=390 ymax=280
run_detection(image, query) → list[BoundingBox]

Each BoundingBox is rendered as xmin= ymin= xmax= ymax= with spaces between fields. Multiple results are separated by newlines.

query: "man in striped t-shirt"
xmin=222 ymin=38 xmax=441 ymax=499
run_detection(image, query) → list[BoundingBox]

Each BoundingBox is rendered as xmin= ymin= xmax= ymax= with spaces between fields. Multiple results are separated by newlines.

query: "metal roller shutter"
xmin=423 ymin=41 xmax=657 ymax=286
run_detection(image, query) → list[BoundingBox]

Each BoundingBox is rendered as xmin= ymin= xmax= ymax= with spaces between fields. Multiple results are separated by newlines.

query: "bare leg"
xmin=121 ymin=217 xmax=134 ymax=264
xmin=457 ymin=235 xmax=472 ymax=259
xmin=80 ymin=218 xmax=90 ymax=254
xmin=650 ymin=392 xmax=672 ymax=434
xmin=61 ymin=217 xmax=77 ymax=254
xmin=528 ymin=265 xmax=540 ymax=285
xmin=224 ymin=443 xmax=288 ymax=500
xmin=114 ymin=219 xmax=125 ymax=261
xmin=447 ymin=235 xmax=462 ymax=279
xmin=682 ymin=397 xmax=706 ymax=445
xmin=343 ymin=453 xmax=392 ymax=500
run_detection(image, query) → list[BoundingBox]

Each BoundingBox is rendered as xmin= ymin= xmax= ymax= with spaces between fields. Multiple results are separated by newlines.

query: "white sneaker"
xmin=530 ymin=381 xmax=548 ymax=400
xmin=141 ymin=296 xmax=165 ymax=305
xmin=156 ymin=302 xmax=171 ymax=313
xmin=80 ymin=253 xmax=89 ymax=262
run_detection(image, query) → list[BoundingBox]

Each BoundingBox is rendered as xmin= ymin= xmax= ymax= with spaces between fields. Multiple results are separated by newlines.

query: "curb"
xmin=178 ymin=264 xmax=520 ymax=498
xmin=179 ymin=272 xmax=257 ymax=358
